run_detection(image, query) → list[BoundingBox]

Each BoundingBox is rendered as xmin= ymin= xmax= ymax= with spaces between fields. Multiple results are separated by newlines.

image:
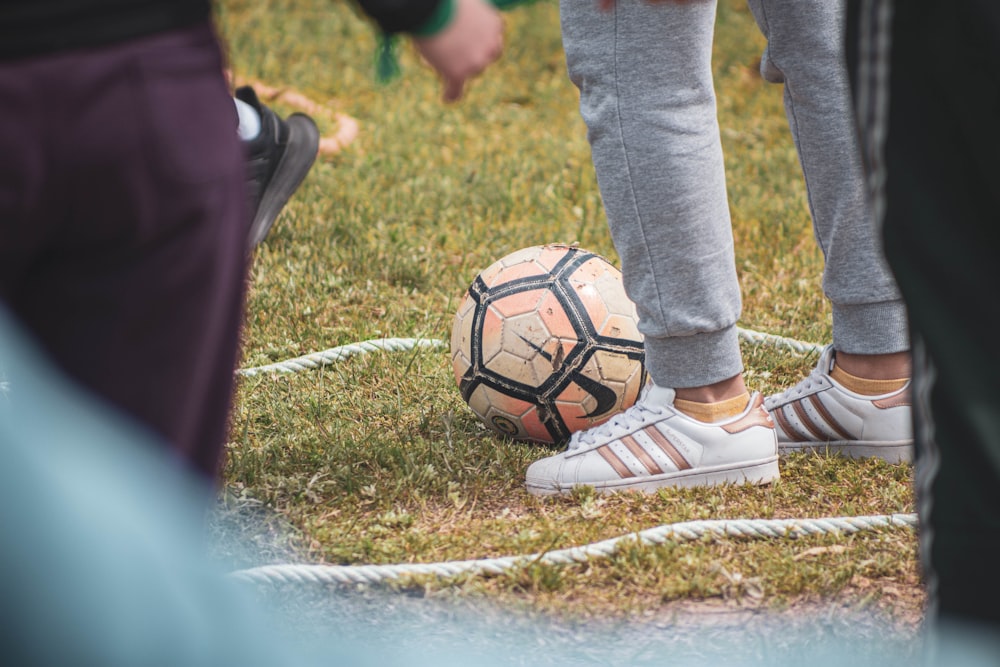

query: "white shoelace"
xmin=769 ymin=367 xmax=825 ymax=405
xmin=567 ymin=398 xmax=668 ymax=450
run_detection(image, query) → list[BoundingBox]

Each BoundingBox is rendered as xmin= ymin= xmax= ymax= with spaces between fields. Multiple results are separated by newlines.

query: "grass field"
xmin=216 ymin=0 xmax=923 ymax=643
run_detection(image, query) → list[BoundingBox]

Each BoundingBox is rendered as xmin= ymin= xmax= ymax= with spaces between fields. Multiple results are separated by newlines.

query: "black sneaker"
xmin=237 ymin=85 xmax=320 ymax=249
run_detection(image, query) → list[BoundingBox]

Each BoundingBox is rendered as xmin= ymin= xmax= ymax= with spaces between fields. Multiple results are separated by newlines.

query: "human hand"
xmin=412 ymin=0 xmax=504 ymax=102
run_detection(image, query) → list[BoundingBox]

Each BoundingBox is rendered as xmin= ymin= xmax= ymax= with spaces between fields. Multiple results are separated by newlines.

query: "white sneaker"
xmin=763 ymin=345 xmax=913 ymax=463
xmin=524 ymin=385 xmax=779 ymax=496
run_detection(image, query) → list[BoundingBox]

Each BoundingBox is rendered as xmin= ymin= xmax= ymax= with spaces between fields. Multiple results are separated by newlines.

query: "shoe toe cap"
xmin=526 ymin=449 xmax=621 ymax=494
xmin=525 ymin=453 xmax=570 ymax=493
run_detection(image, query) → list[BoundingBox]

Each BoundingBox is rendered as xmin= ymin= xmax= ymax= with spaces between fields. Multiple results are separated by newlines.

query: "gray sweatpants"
xmin=561 ymin=0 xmax=908 ymax=389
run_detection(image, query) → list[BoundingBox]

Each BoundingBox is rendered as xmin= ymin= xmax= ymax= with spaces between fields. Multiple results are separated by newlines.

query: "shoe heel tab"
xmin=722 ymin=392 xmax=774 ymax=434
xmin=873 ymin=384 xmax=912 ymax=409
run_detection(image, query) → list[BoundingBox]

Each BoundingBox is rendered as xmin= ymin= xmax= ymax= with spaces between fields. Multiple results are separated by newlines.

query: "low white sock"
xmin=234 ymin=97 xmax=261 ymax=141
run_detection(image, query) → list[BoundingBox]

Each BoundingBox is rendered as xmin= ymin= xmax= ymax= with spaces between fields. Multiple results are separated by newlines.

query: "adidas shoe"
xmin=763 ymin=345 xmax=913 ymax=463
xmin=525 ymin=385 xmax=779 ymax=496
xmin=237 ymin=86 xmax=320 ymax=250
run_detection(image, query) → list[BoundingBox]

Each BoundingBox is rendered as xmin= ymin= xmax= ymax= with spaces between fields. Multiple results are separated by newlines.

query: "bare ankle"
xmin=674 ymin=375 xmax=748 ymax=404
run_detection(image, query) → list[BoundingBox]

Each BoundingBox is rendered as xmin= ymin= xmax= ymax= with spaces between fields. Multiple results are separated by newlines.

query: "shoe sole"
xmin=525 ymin=456 xmax=780 ymax=497
xmin=778 ymin=440 xmax=912 ymax=464
xmin=248 ymin=113 xmax=321 ymax=249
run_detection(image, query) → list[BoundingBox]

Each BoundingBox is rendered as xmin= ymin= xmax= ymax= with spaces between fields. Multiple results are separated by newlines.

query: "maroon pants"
xmin=0 ymin=23 xmax=248 ymax=480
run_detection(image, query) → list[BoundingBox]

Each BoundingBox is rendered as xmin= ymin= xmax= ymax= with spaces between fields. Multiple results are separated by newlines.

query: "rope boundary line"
xmin=237 ymin=326 xmax=823 ymax=377
xmin=230 ymin=513 xmax=917 ymax=586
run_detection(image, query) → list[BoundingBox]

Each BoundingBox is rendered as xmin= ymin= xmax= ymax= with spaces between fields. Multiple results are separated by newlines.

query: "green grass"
xmin=218 ymin=0 xmax=921 ymax=632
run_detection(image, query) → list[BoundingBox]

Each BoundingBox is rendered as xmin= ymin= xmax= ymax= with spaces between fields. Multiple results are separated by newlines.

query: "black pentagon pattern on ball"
xmin=458 ymin=247 xmax=646 ymax=443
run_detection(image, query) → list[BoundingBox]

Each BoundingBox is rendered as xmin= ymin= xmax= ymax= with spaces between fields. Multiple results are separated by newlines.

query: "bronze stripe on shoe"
xmin=773 ymin=405 xmax=809 ymax=442
xmin=807 ymin=394 xmax=854 ymax=440
xmin=643 ymin=426 xmax=691 ymax=471
xmin=598 ymin=445 xmax=634 ymax=478
xmin=621 ymin=435 xmax=663 ymax=475
xmin=792 ymin=400 xmax=831 ymax=441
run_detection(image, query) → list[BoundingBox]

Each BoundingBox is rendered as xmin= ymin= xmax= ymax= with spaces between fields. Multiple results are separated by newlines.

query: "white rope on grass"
xmin=238 ymin=337 xmax=448 ymax=377
xmin=230 ymin=513 xmax=917 ymax=587
xmin=237 ymin=327 xmax=821 ymax=377
xmin=736 ymin=327 xmax=824 ymax=356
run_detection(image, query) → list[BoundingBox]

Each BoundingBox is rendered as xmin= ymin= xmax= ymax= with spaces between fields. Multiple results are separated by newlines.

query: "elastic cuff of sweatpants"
xmin=410 ymin=0 xmax=456 ymax=36
xmin=642 ymin=325 xmax=744 ymax=389
xmin=831 ymin=299 xmax=910 ymax=354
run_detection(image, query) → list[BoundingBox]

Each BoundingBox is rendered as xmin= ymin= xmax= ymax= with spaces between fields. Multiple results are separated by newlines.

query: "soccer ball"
xmin=450 ymin=244 xmax=646 ymax=444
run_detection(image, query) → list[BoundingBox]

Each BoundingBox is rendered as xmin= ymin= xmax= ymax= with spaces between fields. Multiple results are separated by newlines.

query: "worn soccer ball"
xmin=450 ymin=244 xmax=646 ymax=444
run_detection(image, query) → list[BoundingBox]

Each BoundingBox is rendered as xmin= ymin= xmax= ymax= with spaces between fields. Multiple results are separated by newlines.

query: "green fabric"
xmin=410 ymin=0 xmax=456 ymax=36
xmin=375 ymin=0 xmax=540 ymax=83
xmin=375 ymin=33 xmax=403 ymax=82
